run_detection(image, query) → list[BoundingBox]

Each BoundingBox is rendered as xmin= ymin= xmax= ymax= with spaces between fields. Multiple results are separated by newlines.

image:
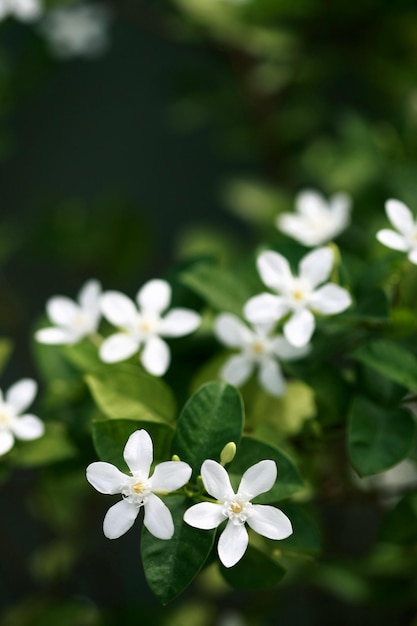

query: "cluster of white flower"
xmin=86 ymin=429 xmax=293 ymax=568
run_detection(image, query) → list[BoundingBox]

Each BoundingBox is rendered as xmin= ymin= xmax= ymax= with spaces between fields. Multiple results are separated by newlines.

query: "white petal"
xmin=238 ymin=460 xmax=277 ymax=498
xmin=256 ymin=251 xmax=293 ymax=291
xmin=11 ymin=415 xmax=44 ymax=440
xmin=270 ymin=336 xmax=310 ymax=361
xmin=99 ymin=333 xmax=139 ymax=363
xmin=295 ymin=189 xmax=325 ymax=218
xmin=309 ymin=284 xmax=351 ymax=314
xmin=385 ymin=199 xmax=414 ymax=236
xmin=248 ymin=505 xmax=293 ymax=540
xmin=201 ymin=459 xmax=235 ymax=501
xmin=276 ymin=214 xmax=307 ymax=243
xmin=0 ymin=431 xmax=14 ymax=455
xmin=103 ymin=499 xmax=139 ymax=539
xmin=244 ymin=294 xmax=290 ymax=325
xmin=143 ymin=493 xmax=174 ymax=539
xmin=408 ymin=249 xmax=417 ymax=265
xmin=46 ymin=296 xmax=79 ymax=326
xmin=220 ymin=355 xmax=254 ymax=387
xmin=330 ymin=192 xmax=351 ymax=226
xmin=284 ymin=310 xmax=315 ymax=347
xmin=214 ymin=313 xmax=253 ymax=348
xmin=151 ymin=461 xmax=192 ymax=492
xmin=100 ymin=291 xmax=137 ymax=327
xmin=5 ymin=379 xmax=37 ymax=414
xmin=299 ymin=247 xmax=333 ymax=288
xmin=258 ymin=358 xmax=286 ymax=396
xmin=376 ymin=229 xmax=409 ymax=251
xmin=137 ymin=279 xmax=171 ymax=315
xmin=218 ymin=520 xmax=248 ymax=568
xmin=141 ymin=336 xmax=170 ymax=376
xmin=86 ymin=461 xmax=127 ymax=494
xmin=79 ymin=279 xmax=101 ymax=319
xmin=183 ymin=502 xmax=225 ymax=530
xmin=123 ymin=429 xmax=153 ymax=476
xmin=159 ymin=309 xmax=201 ymax=337
xmin=35 ymin=327 xmax=80 ymax=345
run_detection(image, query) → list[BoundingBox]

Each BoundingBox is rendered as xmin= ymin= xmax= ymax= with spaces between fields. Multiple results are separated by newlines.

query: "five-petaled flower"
xmin=376 ymin=199 xmax=417 ymax=265
xmin=214 ymin=313 xmax=309 ymax=396
xmin=99 ymin=279 xmax=201 ymax=376
xmin=86 ymin=429 xmax=192 ymax=540
xmin=0 ymin=379 xmax=44 ymax=456
xmin=184 ymin=459 xmax=292 ymax=567
xmin=35 ymin=279 xmax=102 ymax=345
xmin=244 ymin=247 xmax=351 ymax=347
xmin=277 ymin=189 xmax=351 ymax=247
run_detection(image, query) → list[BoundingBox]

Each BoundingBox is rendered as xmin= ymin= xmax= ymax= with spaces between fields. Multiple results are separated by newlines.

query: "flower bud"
xmin=220 ymin=442 xmax=236 ymax=466
xmin=171 ymin=454 xmax=181 ymax=462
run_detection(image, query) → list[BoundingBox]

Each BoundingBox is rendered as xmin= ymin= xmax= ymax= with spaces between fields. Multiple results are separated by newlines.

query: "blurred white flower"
xmin=354 ymin=459 xmax=417 ymax=508
xmin=184 ymin=459 xmax=292 ymax=567
xmin=99 ymin=279 xmax=201 ymax=376
xmin=0 ymin=0 xmax=42 ymax=22
xmin=214 ymin=312 xmax=309 ymax=396
xmin=86 ymin=429 xmax=192 ymax=540
xmin=245 ymin=247 xmax=351 ymax=347
xmin=35 ymin=279 xmax=102 ymax=345
xmin=376 ymin=199 xmax=417 ymax=264
xmin=39 ymin=3 xmax=111 ymax=59
xmin=277 ymin=190 xmax=351 ymax=247
xmin=0 ymin=379 xmax=44 ymax=456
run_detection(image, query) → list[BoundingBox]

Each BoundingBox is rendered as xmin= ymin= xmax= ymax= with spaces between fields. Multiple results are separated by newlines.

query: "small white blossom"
xmin=277 ymin=189 xmax=351 ymax=247
xmin=376 ymin=199 xmax=417 ymax=264
xmin=0 ymin=0 xmax=42 ymax=22
xmin=0 ymin=379 xmax=44 ymax=456
xmin=35 ymin=279 xmax=102 ymax=345
xmin=184 ymin=459 xmax=292 ymax=567
xmin=244 ymin=247 xmax=351 ymax=347
xmin=214 ymin=313 xmax=309 ymax=396
xmin=39 ymin=3 xmax=111 ymax=59
xmin=86 ymin=429 xmax=192 ymax=540
xmin=99 ymin=279 xmax=201 ymax=376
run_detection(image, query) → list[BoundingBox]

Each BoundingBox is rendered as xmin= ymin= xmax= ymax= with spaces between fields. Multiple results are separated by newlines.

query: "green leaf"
xmin=348 ymin=395 xmax=416 ymax=476
xmin=12 ymin=423 xmax=77 ymax=467
xmin=85 ymin=364 xmax=176 ymax=423
xmin=275 ymin=503 xmax=321 ymax=554
xmin=172 ymin=382 xmax=244 ymax=474
xmin=381 ymin=492 xmax=417 ymax=545
xmin=220 ymin=545 xmax=286 ymax=590
xmin=228 ymin=437 xmax=304 ymax=502
xmin=141 ymin=495 xmax=215 ymax=604
xmin=352 ymin=340 xmax=417 ymax=392
xmin=92 ymin=419 xmax=174 ymax=470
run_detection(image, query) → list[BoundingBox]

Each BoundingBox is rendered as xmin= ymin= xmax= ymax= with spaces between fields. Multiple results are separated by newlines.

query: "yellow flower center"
xmin=0 ymin=412 xmax=11 ymax=427
xmin=252 ymin=341 xmax=265 ymax=355
xmin=293 ymin=289 xmax=304 ymax=301
xmin=133 ymin=480 xmax=147 ymax=494
xmin=230 ymin=502 xmax=243 ymax=514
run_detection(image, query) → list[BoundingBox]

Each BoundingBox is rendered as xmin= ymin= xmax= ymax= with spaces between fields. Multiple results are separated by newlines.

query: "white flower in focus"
xmin=244 ymin=247 xmax=351 ymax=347
xmin=39 ymin=3 xmax=111 ymax=59
xmin=99 ymin=279 xmax=201 ymax=376
xmin=277 ymin=189 xmax=351 ymax=247
xmin=214 ymin=313 xmax=309 ymax=396
xmin=35 ymin=279 xmax=102 ymax=345
xmin=86 ymin=429 xmax=192 ymax=540
xmin=376 ymin=199 xmax=417 ymax=264
xmin=0 ymin=379 xmax=44 ymax=455
xmin=0 ymin=0 xmax=42 ymax=22
xmin=184 ymin=459 xmax=292 ymax=567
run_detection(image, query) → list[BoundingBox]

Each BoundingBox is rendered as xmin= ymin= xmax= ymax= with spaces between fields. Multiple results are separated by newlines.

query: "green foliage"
xmin=352 ymin=340 xmax=417 ymax=392
xmin=219 ymin=545 xmax=286 ymax=590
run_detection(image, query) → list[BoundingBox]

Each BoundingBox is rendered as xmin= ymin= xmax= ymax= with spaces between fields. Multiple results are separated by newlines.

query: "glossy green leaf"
xmin=141 ymin=495 xmax=215 ymax=604
xmin=172 ymin=382 xmax=244 ymax=474
xmin=92 ymin=419 xmax=174 ymax=470
xmin=220 ymin=545 xmax=286 ymax=590
xmin=348 ymin=395 xmax=416 ymax=476
xmin=352 ymin=340 xmax=417 ymax=392
xmin=85 ymin=364 xmax=176 ymax=423
xmin=274 ymin=503 xmax=321 ymax=554
xmin=381 ymin=492 xmax=417 ymax=545
xmin=228 ymin=436 xmax=304 ymax=502
xmin=13 ymin=423 xmax=77 ymax=467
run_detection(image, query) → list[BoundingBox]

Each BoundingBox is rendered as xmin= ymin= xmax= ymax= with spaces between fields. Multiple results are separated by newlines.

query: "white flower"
xmin=86 ymin=429 xmax=192 ymax=540
xmin=39 ymin=3 xmax=111 ymax=59
xmin=244 ymin=247 xmax=351 ymax=347
xmin=35 ymin=279 xmax=102 ymax=345
xmin=277 ymin=190 xmax=351 ymax=247
xmin=0 ymin=0 xmax=42 ymax=22
xmin=0 ymin=379 xmax=44 ymax=456
xmin=376 ymin=199 xmax=417 ymax=264
xmin=214 ymin=313 xmax=309 ymax=396
xmin=99 ymin=279 xmax=201 ymax=376
xmin=184 ymin=459 xmax=292 ymax=567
